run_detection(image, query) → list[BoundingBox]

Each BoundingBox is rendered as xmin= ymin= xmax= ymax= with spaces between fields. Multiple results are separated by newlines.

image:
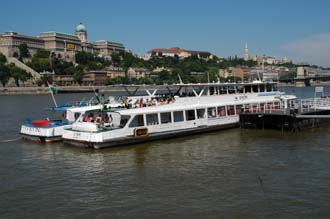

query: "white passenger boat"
xmin=19 ymin=104 xmax=113 ymax=143
xmin=62 ymin=82 xmax=297 ymax=149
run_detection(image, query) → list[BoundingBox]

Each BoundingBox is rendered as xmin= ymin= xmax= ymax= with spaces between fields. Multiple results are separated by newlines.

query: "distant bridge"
xmin=279 ymin=75 xmax=330 ymax=86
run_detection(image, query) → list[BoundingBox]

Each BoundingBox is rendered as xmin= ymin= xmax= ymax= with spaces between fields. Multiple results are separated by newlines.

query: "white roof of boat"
xmin=107 ymin=81 xmax=276 ymax=89
xmin=67 ymin=105 xmax=102 ymax=113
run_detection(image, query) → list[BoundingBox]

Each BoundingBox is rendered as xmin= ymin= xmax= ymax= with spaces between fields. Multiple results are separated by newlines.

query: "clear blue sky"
xmin=1 ymin=0 xmax=330 ymax=66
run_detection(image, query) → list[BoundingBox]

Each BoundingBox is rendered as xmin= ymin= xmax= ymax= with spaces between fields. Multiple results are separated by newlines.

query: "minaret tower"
xmin=243 ymin=42 xmax=249 ymax=61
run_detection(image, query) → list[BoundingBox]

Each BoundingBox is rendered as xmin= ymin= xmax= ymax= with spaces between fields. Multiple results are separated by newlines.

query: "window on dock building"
xmin=185 ymin=110 xmax=196 ymax=121
xmin=146 ymin=113 xmax=159 ymax=126
xmin=129 ymin=115 xmax=144 ymax=128
xmin=197 ymin=109 xmax=206 ymax=119
xmin=160 ymin=112 xmax=172 ymax=124
xmin=174 ymin=111 xmax=184 ymax=122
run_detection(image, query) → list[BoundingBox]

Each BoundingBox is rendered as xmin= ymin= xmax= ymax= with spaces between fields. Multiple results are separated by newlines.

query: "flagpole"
xmin=47 ymin=81 xmax=58 ymax=107
xmin=51 ymin=91 xmax=58 ymax=108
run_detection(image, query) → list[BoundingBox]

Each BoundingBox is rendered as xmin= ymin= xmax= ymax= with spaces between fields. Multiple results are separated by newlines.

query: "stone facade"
xmin=0 ymin=23 xmax=125 ymax=62
xmin=127 ymin=67 xmax=151 ymax=79
xmin=0 ymin=32 xmax=44 ymax=57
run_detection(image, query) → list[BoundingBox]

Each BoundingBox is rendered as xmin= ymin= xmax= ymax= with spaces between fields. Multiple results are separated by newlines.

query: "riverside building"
xmin=0 ymin=23 xmax=125 ymax=61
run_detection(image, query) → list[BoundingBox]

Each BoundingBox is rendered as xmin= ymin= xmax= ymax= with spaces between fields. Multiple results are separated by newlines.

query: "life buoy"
xmin=31 ymin=120 xmax=51 ymax=127
xmin=134 ymin=127 xmax=149 ymax=138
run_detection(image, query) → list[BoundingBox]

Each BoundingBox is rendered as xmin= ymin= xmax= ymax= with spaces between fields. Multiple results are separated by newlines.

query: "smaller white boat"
xmin=20 ymin=104 xmax=110 ymax=143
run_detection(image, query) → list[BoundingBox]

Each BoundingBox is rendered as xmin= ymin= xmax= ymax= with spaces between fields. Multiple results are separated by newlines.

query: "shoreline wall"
xmin=1 ymin=82 xmax=330 ymax=95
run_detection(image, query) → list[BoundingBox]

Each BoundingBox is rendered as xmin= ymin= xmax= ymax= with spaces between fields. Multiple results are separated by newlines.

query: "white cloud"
xmin=281 ymin=33 xmax=330 ymax=67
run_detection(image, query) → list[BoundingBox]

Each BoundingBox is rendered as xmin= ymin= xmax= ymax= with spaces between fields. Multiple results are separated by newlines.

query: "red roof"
xmin=148 ymin=47 xmax=186 ymax=54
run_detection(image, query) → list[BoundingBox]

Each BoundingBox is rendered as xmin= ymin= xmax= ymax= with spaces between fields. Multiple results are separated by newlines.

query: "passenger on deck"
xmin=152 ymin=98 xmax=157 ymax=106
xmin=103 ymin=114 xmax=113 ymax=127
xmin=96 ymin=114 xmax=102 ymax=123
xmin=169 ymin=97 xmax=175 ymax=104
xmin=139 ymin=98 xmax=144 ymax=108
xmin=84 ymin=113 xmax=93 ymax=122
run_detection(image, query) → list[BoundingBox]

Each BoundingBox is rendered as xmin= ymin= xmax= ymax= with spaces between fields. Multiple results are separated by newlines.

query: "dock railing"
xmin=243 ymin=97 xmax=330 ymax=115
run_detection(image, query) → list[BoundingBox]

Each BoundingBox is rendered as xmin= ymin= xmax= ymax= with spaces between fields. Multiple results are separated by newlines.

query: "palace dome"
xmin=76 ymin=23 xmax=86 ymax=32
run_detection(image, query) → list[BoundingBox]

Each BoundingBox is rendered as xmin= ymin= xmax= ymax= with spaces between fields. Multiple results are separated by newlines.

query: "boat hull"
xmin=63 ymin=123 xmax=238 ymax=149
xmin=20 ymin=124 xmax=69 ymax=143
xmin=20 ymin=133 xmax=62 ymax=143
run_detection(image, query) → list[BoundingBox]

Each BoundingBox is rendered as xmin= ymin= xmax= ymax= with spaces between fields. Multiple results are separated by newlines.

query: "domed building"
xmin=75 ymin=22 xmax=87 ymax=43
xmin=0 ymin=22 xmax=125 ymax=63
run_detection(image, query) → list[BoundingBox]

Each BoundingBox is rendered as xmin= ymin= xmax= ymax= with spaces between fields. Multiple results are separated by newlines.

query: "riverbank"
xmin=0 ymin=86 xmax=124 ymax=95
xmin=1 ymin=82 xmax=330 ymax=95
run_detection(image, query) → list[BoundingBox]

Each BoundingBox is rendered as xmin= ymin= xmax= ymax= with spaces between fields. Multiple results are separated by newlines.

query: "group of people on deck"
xmin=83 ymin=113 xmax=112 ymax=127
xmin=122 ymin=95 xmax=176 ymax=109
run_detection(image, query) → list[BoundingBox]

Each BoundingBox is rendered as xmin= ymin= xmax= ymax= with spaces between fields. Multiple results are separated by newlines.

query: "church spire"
xmin=244 ymin=42 xmax=249 ymax=61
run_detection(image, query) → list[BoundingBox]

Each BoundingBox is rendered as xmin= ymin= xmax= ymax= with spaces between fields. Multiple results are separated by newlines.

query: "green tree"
xmin=18 ymin=43 xmax=30 ymax=58
xmin=26 ymin=58 xmax=51 ymax=72
xmin=111 ymin=52 xmax=121 ymax=65
xmin=75 ymin=51 xmax=95 ymax=65
xmin=34 ymin=49 xmax=50 ymax=58
xmin=0 ymin=64 xmax=10 ymax=86
xmin=0 ymin=53 xmax=7 ymax=63
xmin=73 ymin=71 xmax=84 ymax=85
xmin=13 ymin=51 xmax=19 ymax=58
xmin=9 ymin=65 xmax=28 ymax=87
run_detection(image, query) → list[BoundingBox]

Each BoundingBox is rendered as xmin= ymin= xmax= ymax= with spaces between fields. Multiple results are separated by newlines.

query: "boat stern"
xmin=20 ymin=121 xmax=66 ymax=143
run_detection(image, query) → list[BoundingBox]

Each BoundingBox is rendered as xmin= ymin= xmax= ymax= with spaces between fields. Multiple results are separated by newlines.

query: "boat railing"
xmin=243 ymin=98 xmax=330 ymax=115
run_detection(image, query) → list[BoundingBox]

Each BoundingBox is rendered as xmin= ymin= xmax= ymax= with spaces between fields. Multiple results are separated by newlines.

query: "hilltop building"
xmin=241 ymin=43 xmax=292 ymax=65
xmin=148 ymin=47 xmax=213 ymax=60
xmin=0 ymin=23 xmax=125 ymax=62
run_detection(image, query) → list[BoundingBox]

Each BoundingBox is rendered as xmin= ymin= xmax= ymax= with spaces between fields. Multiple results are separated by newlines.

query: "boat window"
xmin=209 ymin=87 xmax=215 ymax=95
xmin=235 ymin=105 xmax=243 ymax=115
xmin=129 ymin=114 xmax=144 ymax=128
xmin=185 ymin=110 xmax=195 ymax=121
xmin=207 ymin=107 xmax=217 ymax=118
xmin=228 ymin=86 xmax=236 ymax=94
xmin=196 ymin=109 xmax=206 ymax=119
xmin=173 ymin=111 xmax=184 ymax=122
xmin=259 ymin=103 xmax=265 ymax=112
xmin=273 ymin=84 xmax=278 ymax=91
xmin=245 ymin=85 xmax=252 ymax=93
xmin=227 ymin=105 xmax=235 ymax=116
xmin=259 ymin=85 xmax=265 ymax=92
xmin=237 ymin=86 xmax=244 ymax=94
xmin=217 ymin=106 xmax=226 ymax=117
xmin=119 ymin=115 xmax=131 ymax=128
xmin=266 ymin=84 xmax=272 ymax=92
xmin=74 ymin=113 xmax=80 ymax=120
xmin=146 ymin=113 xmax=159 ymax=126
xmin=252 ymin=85 xmax=259 ymax=93
xmin=160 ymin=112 xmax=172 ymax=124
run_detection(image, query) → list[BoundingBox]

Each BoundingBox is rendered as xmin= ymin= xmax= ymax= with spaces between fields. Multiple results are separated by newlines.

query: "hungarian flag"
xmin=93 ymin=88 xmax=100 ymax=103
xmin=47 ymin=81 xmax=56 ymax=95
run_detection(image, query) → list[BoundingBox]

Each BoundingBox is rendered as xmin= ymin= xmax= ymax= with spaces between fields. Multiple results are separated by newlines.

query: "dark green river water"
xmin=1 ymin=86 xmax=330 ymax=219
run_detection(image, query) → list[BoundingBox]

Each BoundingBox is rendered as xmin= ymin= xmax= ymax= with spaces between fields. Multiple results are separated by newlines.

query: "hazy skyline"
xmin=1 ymin=0 xmax=330 ymax=66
